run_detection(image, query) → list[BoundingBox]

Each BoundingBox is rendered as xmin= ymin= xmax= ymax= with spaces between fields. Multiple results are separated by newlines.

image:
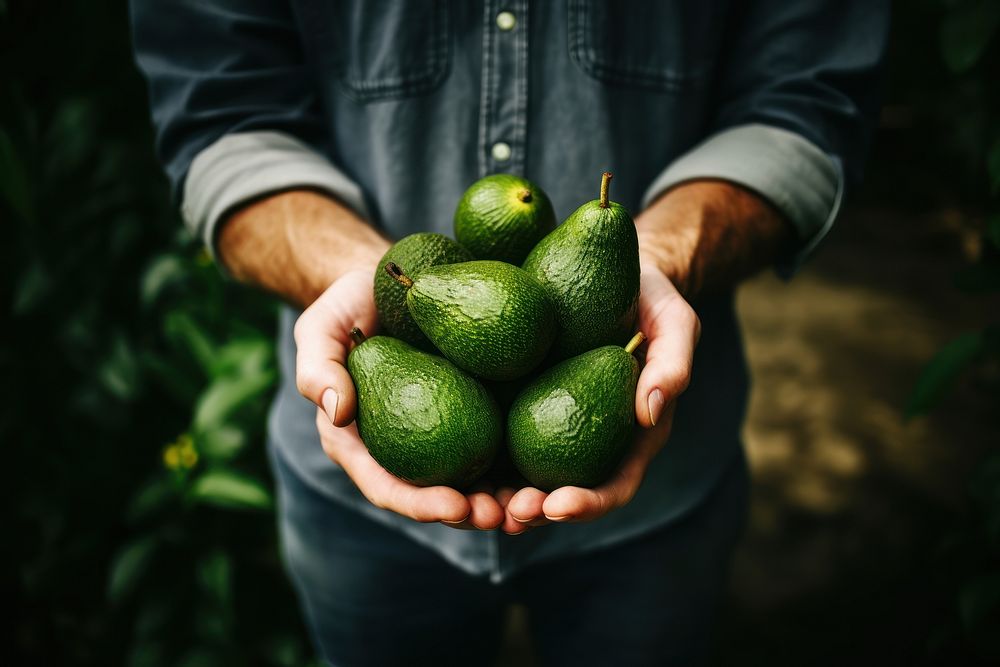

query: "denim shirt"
xmin=132 ymin=0 xmax=887 ymax=581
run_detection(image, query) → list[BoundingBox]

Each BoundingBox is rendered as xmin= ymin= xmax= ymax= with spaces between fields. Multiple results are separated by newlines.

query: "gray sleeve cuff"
xmin=640 ymin=123 xmax=844 ymax=272
xmin=181 ymin=131 xmax=371 ymax=260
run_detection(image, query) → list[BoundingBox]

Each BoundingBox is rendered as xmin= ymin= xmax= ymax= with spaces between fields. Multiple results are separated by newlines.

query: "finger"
xmin=506 ymin=487 xmax=548 ymax=524
xmin=542 ymin=414 xmax=675 ymax=522
xmin=464 ymin=487 xmax=505 ymax=530
xmin=503 ymin=487 xmax=550 ymax=535
xmin=317 ymin=415 xmax=471 ymax=523
xmin=494 ymin=486 xmax=517 ymax=510
xmin=441 ymin=482 xmax=504 ymax=530
xmin=634 ymin=266 xmax=700 ymax=429
xmin=502 ymin=512 xmax=536 ymax=535
xmin=294 ymin=271 xmax=378 ymax=426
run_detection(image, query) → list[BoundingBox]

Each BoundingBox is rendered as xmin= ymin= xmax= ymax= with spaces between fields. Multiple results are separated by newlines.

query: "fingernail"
xmin=544 ymin=514 xmax=570 ymax=522
xmin=647 ymin=388 xmax=665 ymax=426
xmin=321 ymin=388 xmax=339 ymax=424
xmin=441 ymin=518 xmax=466 ymax=525
xmin=511 ymin=514 xmax=531 ymax=524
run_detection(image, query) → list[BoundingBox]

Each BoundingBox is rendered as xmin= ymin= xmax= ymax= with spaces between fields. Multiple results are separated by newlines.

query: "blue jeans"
xmin=272 ymin=449 xmax=748 ymax=667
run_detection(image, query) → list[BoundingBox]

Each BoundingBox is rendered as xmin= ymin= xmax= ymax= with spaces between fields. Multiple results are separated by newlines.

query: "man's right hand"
xmin=293 ymin=269 xmax=506 ymax=530
xmin=219 ymin=191 xmax=504 ymax=530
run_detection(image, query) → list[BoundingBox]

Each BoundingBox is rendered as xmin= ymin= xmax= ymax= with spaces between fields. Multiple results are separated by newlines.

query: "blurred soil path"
xmin=721 ymin=204 xmax=999 ymax=664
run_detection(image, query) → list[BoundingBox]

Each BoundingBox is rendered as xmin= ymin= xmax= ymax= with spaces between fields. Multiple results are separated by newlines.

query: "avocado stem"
xmin=350 ymin=327 xmax=367 ymax=345
xmin=624 ymin=331 xmax=646 ymax=355
xmin=599 ymin=172 xmax=612 ymax=208
xmin=518 ymin=189 xmax=533 ymax=203
xmin=384 ymin=262 xmax=413 ymax=289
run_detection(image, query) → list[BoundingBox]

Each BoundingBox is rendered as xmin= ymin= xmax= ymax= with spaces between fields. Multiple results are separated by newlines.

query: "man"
xmin=133 ymin=1 xmax=887 ymax=664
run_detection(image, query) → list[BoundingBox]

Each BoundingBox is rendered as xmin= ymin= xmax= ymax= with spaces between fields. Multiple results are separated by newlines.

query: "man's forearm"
xmin=635 ymin=180 xmax=794 ymax=297
xmin=217 ymin=190 xmax=390 ymax=307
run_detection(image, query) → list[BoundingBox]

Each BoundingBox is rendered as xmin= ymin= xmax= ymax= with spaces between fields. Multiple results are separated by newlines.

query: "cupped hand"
xmin=294 ymin=269 xmax=505 ymax=530
xmin=499 ymin=258 xmax=701 ymax=535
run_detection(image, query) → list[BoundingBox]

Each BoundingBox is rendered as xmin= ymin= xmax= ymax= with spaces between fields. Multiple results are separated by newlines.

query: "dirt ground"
xmin=720 ymin=203 xmax=998 ymax=665
xmin=497 ymin=202 xmax=998 ymax=665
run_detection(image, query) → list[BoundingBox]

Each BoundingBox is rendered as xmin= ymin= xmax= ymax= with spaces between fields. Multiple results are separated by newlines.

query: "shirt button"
xmin=496 ymin=11 xmax=516 ymax=31
xmin=491 ymin=142 xmax=512 ymax=162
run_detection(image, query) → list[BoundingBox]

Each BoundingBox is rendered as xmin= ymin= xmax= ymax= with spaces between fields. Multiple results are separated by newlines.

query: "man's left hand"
xmin=498 ymin=257 xmax=701 ymax=534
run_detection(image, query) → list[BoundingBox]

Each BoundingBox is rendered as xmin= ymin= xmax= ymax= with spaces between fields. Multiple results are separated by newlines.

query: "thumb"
xmin=634 ymin=267 xmax=700 ymax=429
xmin=294 ymin=270 xmax=378 ymax=426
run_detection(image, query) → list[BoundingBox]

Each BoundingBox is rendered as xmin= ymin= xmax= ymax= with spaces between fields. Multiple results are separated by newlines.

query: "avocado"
xmin=347 ymin=328 xmax=500 ymax=488
xmin=374 ymin=233 xmax=473 ymax=349
xmin=522 ymin=172 xmax=640 ymax=358
xmin=507 ymin=332 xmax=646 ymax=491
xmin=384 ymin=260 xmax=555 ymax=381
xmin=454 ymin=174 xmax=556 ymax=265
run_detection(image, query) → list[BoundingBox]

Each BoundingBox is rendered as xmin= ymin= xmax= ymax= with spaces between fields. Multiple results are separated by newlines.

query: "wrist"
xmin=635 ymin=179 xmax=791 ymax=297
xmin=636 ymin=182 xmax=716 ymax=296
xmin=218 ymin=189 xmax=390 ymax=306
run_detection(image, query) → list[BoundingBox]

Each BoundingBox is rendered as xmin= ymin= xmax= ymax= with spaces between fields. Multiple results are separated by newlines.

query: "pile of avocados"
xmin=350 ymin=172 xmax=644 ymax=492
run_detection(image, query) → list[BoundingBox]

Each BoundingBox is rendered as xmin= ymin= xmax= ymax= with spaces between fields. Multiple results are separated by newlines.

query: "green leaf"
xmin=127 ymin=478 xmax=177 ymax=523
xmin=210 ymin=337 xmax=273 ymax=378
xmin=141 ymin=254 xmax=189 ymax=307
xmin=176 ymin=648 xmax=223 ymax=667
xmin=11 ymin=260 xmax=51 ymax=316
xmin=193 ymin=370 xmax=276 ymax=432
xmin=108 ymin=535 xmax=159 ymax=603
xmin=0 ymin=126 xmax=34 ymax=222
xmin=127 ymin=642 xmax=165 ymax=667
xmin=134 ymin=599 xmax=173 ymax=641
xmin=989 ymin=138 xmax=1000 ymax=195
xmin=960 ymin=573 xmax=1000 ymax=630
xmin=968 ymin=452 xmax=1000 ymax=544
xmin=906 ymin=331 xmax=985 ymax=417
xmin=140 ymin=350 xmax=201 ymax=405
xmin=97 ymin=333 xmax=143 ymax=402
xmin=263 ymin=635 xmax=307 ymax=667
xmin=164 ymin=311 xmax=217 ymax=375
xmin=193 ymin=609 xmax=230 ymax=643
xmin=188 ymin=470 xmax=272 ymax=510
xmin=955 ymin=263 xmax=1000 ymax=293
xmin=988 ymin=215 xmax=1000 ymax=250
xmin=197 ymin=549 xmax=232 ymax=605
xmin=197 ymin=425 xmax=247 ymax=462
xmin=940 ymin=1 xmax=1000 ymax=73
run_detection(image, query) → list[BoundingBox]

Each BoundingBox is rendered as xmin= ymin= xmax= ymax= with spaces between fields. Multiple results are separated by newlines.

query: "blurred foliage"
xmin=1 ymin=1 xmax=312 ymax=665
xmin=896 ymin=0 xmax=1000 ymax=662
xmin=2 ymin=0 xmax=999 ymax=664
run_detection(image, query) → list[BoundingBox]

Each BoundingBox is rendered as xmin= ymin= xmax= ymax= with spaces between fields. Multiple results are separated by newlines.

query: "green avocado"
xmin=507 ymin=332 xmax=646 ymax=491
xmin=522 ymin=172 xmax=640 ymax=358
xmin=347 ymin=328 xmax=500 ymax=488
xmin=454 ymin=174 xmax=556 ymax=265
xmin=374 ymin=233 xmax=473 ymax=349
xmin=384 ymin=260 xmax=555 ymax=381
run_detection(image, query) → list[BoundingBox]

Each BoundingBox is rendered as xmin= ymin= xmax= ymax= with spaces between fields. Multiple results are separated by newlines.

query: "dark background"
xmin=3 ymin=1 xmax=998 ymax=665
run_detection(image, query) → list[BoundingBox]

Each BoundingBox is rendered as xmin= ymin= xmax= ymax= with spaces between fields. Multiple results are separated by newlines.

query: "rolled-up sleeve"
xmin=643 ymin=0 xmax=888 ymax=271
xmin=130 ymin=0 xmax=367 ymax=257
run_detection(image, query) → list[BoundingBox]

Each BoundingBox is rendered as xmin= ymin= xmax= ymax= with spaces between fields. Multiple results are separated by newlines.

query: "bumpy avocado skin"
xmin=374 ymin=233 xmax=473 ymax=349
xmin=406 ymin=260 xmax=556 ymax=381
xmin=454 ymin=174 xmax=557 ymax=265
xmin=522 ymin=200 xmax=639 ymax=358
xmin=348 ymin=335 xmax=500 ymax=488
xmin=507 ymin=345 xmax=639 ymax=491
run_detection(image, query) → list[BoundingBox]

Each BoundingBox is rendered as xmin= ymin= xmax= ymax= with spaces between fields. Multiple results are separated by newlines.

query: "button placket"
xmin=477 ymin=0 xmax=529 ymax=176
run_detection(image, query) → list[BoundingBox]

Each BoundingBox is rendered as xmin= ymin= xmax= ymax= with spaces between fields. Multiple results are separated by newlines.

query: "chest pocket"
xmin=328 ymin=0 xmax=450 ymax=102
xmin=567 ymin=0 xmax=719 ymax=93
